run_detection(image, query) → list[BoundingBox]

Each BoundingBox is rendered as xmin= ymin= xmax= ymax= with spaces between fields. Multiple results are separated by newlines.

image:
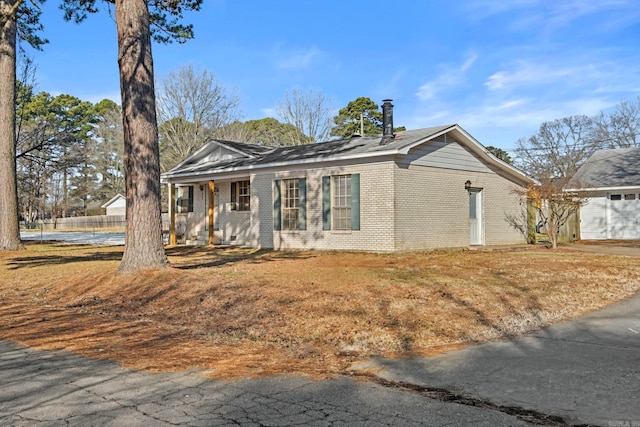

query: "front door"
xmin=469 ymin=189 xmax=484 ymax=245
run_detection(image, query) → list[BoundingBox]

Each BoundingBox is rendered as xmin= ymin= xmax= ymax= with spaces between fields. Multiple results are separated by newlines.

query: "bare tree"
xmin=514 ymin=115 xmax=599 ymax=184
xmin=276 ymin=88 xmax=333 ymax=144
xmin=157 ymin=64 xmax=241 ymax=171
xmin=516 ymin=180 xmax=587 ymax=249
xmin=595 ymin=97 xmax=640 ymax=148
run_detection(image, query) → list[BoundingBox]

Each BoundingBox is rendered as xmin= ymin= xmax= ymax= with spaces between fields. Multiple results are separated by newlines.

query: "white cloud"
xmin=415 ymin=52 xmax=478 ymax=101
xmin=461 ymin=0 xmax=538 ymax=20
xmin=274 ymin=47 xmax=322 ymax=70
xmin=484 ymin=62 xmax=581 ymax=91
xmin=461 ymin=53 xmax=479 ymax=72
xmin=260 ymin=107 xmax=276 ymax=117
xmin=462 ymin=0 xmax=640 ymax=33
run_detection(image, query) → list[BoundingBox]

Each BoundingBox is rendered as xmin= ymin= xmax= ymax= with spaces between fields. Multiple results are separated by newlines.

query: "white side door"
xmin=469 ymin=189 xmax=484 ymax=245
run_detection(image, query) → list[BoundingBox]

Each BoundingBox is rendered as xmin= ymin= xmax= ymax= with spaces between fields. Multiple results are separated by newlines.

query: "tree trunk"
xmin=115 ymin=0 xmax=167 ymax=273
xmin=0 ymin=1 xmax=23 ymax=251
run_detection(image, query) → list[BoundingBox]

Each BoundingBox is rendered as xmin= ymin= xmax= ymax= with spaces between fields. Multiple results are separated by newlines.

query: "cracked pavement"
xmin=2 ymin=292 xmax=639 ymax=426
xmin=355 ymin=291 xmax=640 ymax=426
xmin=0 ymin=340 xmax=534 ymax=426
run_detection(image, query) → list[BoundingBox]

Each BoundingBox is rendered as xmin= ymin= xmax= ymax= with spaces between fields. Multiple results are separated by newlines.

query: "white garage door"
xmin=581 ymin=193 xmax=640 ymax=240
xmin=606 ymin=193 xmax=640 ymax=239
xmin=580 ymin=196 xmax=608 ymax=240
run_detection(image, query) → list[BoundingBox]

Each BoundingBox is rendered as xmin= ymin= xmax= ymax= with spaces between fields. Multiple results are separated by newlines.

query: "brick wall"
xmin=394 ymin=164 xmax=527 ymax=250
xmin=177 ymin=159 xmax=527 ymax=251
xmin=260 ymin=162 xmax=396 ymax=251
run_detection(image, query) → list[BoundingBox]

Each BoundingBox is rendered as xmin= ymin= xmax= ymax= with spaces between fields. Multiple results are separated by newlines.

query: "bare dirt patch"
xmin=1 ymin=243 xmax=639 ymax=379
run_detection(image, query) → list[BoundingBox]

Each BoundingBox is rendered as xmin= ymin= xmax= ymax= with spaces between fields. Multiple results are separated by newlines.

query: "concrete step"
xmin=184 ymin=239 xmax=206 ymax=246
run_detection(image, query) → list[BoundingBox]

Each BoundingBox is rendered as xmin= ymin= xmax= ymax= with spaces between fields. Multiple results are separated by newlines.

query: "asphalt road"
xmin=3 ymin=292 xmax=639 ymax=426
xmin=20 ymin=231 xmax=125 ymax=246
xmin=356 ymin=291 xmax=640 ymax=426
xmin=0 ymin=340 xmax=531 ymax=426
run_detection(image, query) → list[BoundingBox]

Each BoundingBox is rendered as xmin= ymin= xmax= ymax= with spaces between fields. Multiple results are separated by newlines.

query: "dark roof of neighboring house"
xmin=566 ymin=147 xmax=640 ymax=189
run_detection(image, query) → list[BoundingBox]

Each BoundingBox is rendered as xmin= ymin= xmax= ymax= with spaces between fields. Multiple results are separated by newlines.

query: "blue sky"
xmin=26 ymin=0 xmax=640 ymax=151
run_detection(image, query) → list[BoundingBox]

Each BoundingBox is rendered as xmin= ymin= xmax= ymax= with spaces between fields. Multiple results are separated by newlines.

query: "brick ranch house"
xmin=161 ymin=102 xmax=535 ymax=251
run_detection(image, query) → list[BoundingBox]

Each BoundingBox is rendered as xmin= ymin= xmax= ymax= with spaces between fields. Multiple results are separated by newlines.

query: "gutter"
xmin=161 ymin=150 xmax=399 ymax=181
xmin=564 ymin=185 xmax=640 ymax=193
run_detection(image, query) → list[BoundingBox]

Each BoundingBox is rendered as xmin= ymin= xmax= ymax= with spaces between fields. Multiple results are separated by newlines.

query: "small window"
xmin=231 ymin=180 xmax=250 ymax=211
xmin=610 ymin=194 xmax=622 ymax=201
xmin=469 ymin=191 xmax=478 ymax=219
xmin=176 ymin=186 xmax=194 ymax=213
xmin=282 ymin=179 xmax=299 ymax=230
xmin=624 ymin=194 xmax=636 ymax=200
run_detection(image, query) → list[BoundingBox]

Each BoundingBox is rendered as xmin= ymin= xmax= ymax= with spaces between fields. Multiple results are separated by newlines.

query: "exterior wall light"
xmin=465 ymin=180 xmax=472 ymax=190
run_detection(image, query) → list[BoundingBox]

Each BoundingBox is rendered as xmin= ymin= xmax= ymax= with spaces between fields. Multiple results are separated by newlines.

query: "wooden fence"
xmin=22 ymin=215 xmax=126 ymax=230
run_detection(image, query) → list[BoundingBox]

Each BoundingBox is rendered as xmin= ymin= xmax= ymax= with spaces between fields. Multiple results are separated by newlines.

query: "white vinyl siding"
xmin=399 ymin=140 xmax=492 ymax=173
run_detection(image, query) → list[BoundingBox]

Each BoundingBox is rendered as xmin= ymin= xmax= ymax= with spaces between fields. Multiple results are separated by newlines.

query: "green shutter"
xmin=298 ymin=178 xmax=307 ymax=230
xmin=322 ymin=176 xmax=331 ymax=230
xmin=351 ymin=174 xmax=360 ymax=231
xmin=174 ymin=186 xmax=179 ymax=213
xmin=273 ymin=180 xmax=281 ymax=230
xmin=230 ymin=182 xmax=237 ymax=211
xmin=188 ymin=186 xmax=194 ymax=212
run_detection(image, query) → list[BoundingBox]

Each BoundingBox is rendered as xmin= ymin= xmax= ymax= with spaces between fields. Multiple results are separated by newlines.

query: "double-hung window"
xmin=176 ymin=186 xmax=194 ymax=213
xmin=332 ymin=175 xmax=352 ymax=230
xmin=231 ymin=180 xmax=250 ymax=211
xmin=273 ymin=178 xmax=307 ymax=231
xmin=322 ymin=173 xmax=360 ymax=231
xmin=282 ymin=179 xmax=300 ymax=230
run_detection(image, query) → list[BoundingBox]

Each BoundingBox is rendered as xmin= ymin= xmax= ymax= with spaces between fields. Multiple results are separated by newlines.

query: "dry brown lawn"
xmin=1 ymin=242 xmax=639 ymax=379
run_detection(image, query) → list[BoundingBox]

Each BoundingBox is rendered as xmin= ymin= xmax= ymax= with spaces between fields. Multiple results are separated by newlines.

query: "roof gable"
xmin=101 ymin=194 xmax=125 ymax=208
xmin=167 ymin=139 xmax=275 ymax=174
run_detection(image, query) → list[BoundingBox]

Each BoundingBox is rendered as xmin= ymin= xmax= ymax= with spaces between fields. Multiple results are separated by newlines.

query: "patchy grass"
xmin=1 ymin=243 xmax=639 ymax=379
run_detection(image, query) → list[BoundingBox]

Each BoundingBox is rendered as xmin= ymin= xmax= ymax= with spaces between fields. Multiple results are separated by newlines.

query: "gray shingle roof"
xmin=163 ymin=126 xmax=454 ymax=178
xmin=567 ymin=147 xmax=640 ymax=189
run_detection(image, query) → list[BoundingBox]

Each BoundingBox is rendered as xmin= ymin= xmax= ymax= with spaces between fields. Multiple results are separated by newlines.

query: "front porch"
xmin=166 ymin=178 xmax=255 ymax=247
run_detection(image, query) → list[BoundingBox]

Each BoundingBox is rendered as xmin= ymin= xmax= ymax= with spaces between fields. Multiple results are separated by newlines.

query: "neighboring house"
xmin=161 ymin=103 xmax=535 ymax=250
xmin=101 ymin=194 xmax=126 ymax=216
xmin=566 ymin=147 xmax=640 ymax=240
